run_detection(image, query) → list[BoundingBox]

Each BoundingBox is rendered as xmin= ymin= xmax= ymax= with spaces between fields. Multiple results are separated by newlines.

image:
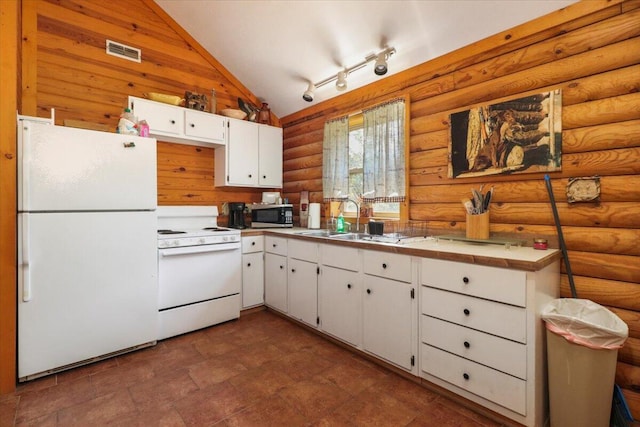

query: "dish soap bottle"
xmin=336 ymin=213 xmax=345 ymax=233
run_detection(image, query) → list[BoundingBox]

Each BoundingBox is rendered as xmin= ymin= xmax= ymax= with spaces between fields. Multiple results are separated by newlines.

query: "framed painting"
xmin=448 ymin=89 xmax=562 ymax=178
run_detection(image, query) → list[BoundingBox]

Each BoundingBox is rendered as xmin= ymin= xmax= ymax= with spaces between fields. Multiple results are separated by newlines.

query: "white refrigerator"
xmin=17 ymin=119 xmax=158 ymax=381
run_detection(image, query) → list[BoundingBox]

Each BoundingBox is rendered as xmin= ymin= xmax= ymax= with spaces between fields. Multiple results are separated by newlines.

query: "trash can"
xmin=542 ymin=298 xmax=629 ymax=427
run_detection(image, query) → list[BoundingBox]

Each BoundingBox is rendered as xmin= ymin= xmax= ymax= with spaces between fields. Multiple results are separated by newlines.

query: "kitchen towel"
xmin=308 ymin=203 xmax=321 ymax=229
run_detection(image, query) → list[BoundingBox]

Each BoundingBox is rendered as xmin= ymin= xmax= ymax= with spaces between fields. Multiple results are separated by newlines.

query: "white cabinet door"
xmin=227 ymin=118 xmax=259 ymax=186
xmin=288 ymin=258 xmax=318 ymax=327
xmin=184 ymin=109 xmax=226 ymax=143
xmin=363 ymin=275 xmax=414 ymax=370
xmin=242 ymin=252 xmax=264 ymax=308
xmin=130 ymin=97 xmax=182 ymax=137
xmin=258 ymin=125 xmax=283 ymax=187
xmin=319 ymin=265 xmax=361 ymax=346
xmin=264 ymin=252 xmax=287 ymax=312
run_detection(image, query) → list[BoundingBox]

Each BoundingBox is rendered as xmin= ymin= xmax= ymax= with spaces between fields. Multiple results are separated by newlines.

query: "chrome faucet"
xmin=346 ymin=198 xmax=361 ymax=233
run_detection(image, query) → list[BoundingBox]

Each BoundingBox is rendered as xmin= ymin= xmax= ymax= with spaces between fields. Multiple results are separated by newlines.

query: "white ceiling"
xmin=156 ymin=0 xmax=577 ymax=118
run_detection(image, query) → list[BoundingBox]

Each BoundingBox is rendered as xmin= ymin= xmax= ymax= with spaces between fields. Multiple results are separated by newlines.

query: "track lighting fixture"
xmin=336 ymin=70 xmax=348 ymax=91
xmin=302 ymin=46 xmax=396 ymax=102
xmin=302 ymin=82 xmax=316 ymax=102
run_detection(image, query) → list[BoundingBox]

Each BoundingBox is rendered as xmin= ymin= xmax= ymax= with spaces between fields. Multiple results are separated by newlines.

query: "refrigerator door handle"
xmin=20 ymin=215 xmax=31 ymax=302
xmin=19 ymin=124 xmax=30 ymax=210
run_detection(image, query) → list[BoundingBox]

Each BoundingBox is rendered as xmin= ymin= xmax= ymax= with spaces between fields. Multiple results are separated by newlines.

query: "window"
xmin=345 ymin=114 xmax=399 ymax=217
xmin=323 ymin=98 xmax=407 ymax=221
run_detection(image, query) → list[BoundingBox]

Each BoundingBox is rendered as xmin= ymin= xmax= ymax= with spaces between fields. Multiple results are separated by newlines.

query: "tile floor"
xmin=1 ymin=309 xmax=503 ymax=426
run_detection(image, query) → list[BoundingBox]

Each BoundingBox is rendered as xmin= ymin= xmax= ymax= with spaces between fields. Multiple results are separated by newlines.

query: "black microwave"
xmin=250 ymin=204 xmax=293 ymax=228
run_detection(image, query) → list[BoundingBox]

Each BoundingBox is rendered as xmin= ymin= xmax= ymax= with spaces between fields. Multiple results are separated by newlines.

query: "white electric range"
xmin=157 ymin=206 xmax=241 ymax=340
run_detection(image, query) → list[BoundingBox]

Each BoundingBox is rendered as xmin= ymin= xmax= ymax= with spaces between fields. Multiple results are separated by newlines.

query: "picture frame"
xmin=448 ymin=89 xmax=562 ymax=178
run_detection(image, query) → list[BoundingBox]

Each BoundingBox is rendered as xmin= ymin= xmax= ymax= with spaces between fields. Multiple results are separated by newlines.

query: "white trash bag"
xmin=542 ymin=298 xmax=628 ymax=350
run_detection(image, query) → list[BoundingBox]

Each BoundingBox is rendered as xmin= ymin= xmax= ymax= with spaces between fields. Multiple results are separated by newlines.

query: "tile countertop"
xmin=242 ymin=227 xmax=561 ymax=272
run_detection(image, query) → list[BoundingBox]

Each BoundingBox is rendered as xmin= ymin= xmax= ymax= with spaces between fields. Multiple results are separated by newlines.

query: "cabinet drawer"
xmin=421 ymin=316 xmax=526 ymax=379
xmin=363 ymin=250 xmax=412 ymax=283
xmin=265 ymin=236 xmax=287 ymax=256
xmin=321 ymin=244 xmax=359 ymax=272
xmin=421 ymin=344 xmax=526 ymax=415
xmin=242 ymin=236 xmax=264 ymax=254
xmin=421 ymin=258 xmax=526 ymax=307
xmin=422 ymin=286 xmax=526 ymax=343
xmin=184 ymin=109 xmax=225 ymax=142
xmin=288 ymin=239 xmax=318 ymax=262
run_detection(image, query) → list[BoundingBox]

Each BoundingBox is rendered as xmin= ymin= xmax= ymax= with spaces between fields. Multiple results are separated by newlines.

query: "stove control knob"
xmin=223 ymin=236 xmax=229 ymax=242
xmin=172 ymin=240 xmax=179 ymax=247
xmin=199 ymin=238 xmax=205 ymax=244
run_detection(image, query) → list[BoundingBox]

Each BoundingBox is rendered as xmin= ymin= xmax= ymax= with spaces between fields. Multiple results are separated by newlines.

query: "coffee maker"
xmin=228 ymin=202 xmax=246 ymax=229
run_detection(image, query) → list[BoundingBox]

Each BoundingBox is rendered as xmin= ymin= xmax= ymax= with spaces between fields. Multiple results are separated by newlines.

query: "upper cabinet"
xmin=128 ymin=96 xmax=226 ymax=147
xmin=214 ymin=117 xmax=283 ymax=188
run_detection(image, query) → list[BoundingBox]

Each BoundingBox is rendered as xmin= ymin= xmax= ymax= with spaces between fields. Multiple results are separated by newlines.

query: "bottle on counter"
xmin=117 ymin=108 xmax=138 ymax=135
xmin=336 ymin=213 xmax=345 ymax=233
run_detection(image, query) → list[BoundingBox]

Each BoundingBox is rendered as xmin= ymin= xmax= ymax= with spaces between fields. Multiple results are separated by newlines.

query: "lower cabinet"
xmin=264 ymin=236 xmax=288 ymax=313
xmin=363 ymin=275 xmax=415 ymax=371
xmin=288 ymin=258 xmax=318 ymax=327
xmin=287 ymin=239 xmax=319 ymax=327
xmin=241 ymin=236 xmax=264 ymax=308
xmin=420 ymin=257 xmax=560 ymax=427
xmin=318 ymin=265 xmax=361 ymax=346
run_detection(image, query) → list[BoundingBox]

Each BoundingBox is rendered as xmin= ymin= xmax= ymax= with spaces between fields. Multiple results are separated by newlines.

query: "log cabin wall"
xmin=281 ymin=0 xmax=640 ymax=416
xmin=20 ymin=0 xmax=277 ymax=212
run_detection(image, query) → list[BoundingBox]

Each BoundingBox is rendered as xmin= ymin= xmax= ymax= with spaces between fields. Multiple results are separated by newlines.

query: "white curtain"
xmin=322 ymin=116 xmax=350 ymax=201
xmin=362 ymin=99 xmax=406 ymax=203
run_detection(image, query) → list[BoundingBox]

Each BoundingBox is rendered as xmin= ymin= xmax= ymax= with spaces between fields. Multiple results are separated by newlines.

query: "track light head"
xmin=374 ymin=52 xmax=388 ymax=75
xmin=336 ymin=70 xmax=347 ymax=91
xmin=302 ymin=82 xmax=315 ymax=102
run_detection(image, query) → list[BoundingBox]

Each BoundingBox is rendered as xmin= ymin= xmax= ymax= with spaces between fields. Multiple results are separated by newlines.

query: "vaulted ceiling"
xmin=156 ymin=0 xmax=577 ymax=118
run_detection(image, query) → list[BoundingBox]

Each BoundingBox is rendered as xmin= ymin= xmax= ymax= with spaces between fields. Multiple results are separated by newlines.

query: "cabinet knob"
xmin=463 ymin=277 xmax=469 ymax=284
xmin=347 ymin=283 xmax=352 ymax=289
xmin=170 ymin=120 xmax=176 ymax=124
xmin=367 ymin=289 xmax=372 ymax=294
xmin=291 ymin=268 xmax=296 ymax=273
xmin=263 ymin=175 xmax=266 ymax=179
xmin=279 ymin=265 xmax=283 ymax=269
xmin=248 ymin=174 xmax=252 ymax=178
xmin=463 ymin=308 xmax=470 ymax=316
xmin=247 ymin=262 xmax=251 ymax=267
xmin=190 ymin=123 xmax=195 ymax=128
xmin=382 ymin=263 xmax=387 ymax=269
xmin=273 ymin=243 xmax=277 ymax=247
xmin=464 ymin=341 xmax=470 ymax=348
xmin=251 ymin=242 xmax=256 ymax=246
xmin=463 ymin=373 xmax=470 ymax=381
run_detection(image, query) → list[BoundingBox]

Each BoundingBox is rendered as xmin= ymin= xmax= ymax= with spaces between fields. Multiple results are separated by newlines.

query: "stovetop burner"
xmin=158 ymin=229 xmax=187 ymax=235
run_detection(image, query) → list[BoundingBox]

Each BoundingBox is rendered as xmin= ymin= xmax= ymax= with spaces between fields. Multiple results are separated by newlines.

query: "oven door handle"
xmin=159 ymin=243 xmax=240 ymax=257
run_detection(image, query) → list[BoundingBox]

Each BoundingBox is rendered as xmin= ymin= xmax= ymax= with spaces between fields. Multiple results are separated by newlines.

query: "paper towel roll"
xmin=308 ymin=203 xmax=321 ymax=229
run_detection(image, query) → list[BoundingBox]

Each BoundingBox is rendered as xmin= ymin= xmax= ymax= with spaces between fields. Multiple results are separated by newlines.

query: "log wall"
xmin=281 ymin=0 xmax=640 ymax=417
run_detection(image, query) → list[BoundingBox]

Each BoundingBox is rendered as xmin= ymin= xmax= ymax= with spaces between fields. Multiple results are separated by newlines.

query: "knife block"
xmin=466 ymin=211 xmax=490 ymax=240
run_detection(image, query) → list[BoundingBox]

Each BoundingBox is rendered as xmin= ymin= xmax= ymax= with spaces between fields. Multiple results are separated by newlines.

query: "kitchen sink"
xmin=294 ymin=230 xmax=337 ymax=237
xmin=329 ymin=232 xmax=373 ymax=241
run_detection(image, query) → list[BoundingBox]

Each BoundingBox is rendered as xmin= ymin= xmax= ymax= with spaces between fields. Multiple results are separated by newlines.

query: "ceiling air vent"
xmin=106 ymin=39 xmax=141 ymax=63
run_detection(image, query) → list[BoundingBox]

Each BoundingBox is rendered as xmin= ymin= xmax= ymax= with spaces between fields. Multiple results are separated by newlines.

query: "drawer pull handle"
xmin=273 ymin=243 xmax=277 ymax=247
xmin=347 ymin=284 xmax=352 ymax=289
xmin=170 ymin=120 xmax=176 ymax=124
xmin=291 ymin=268 xmax=296 ymax=273
xmin=463 ymin=277 xmax=469 ymax=284
xmin=252 ymin=242 xmax=256 ymax=246
xmin=464 ymin=341 xmax=470 ymax=348
xmin=279 ymin=265 xmax=284 ymax=269
xmin=247 ymin=262 xmax=251 ymax=267
xmin=382 ymin=263 xmax=387 ymax=269
xmin=190 ymin=123 xmax=195 ymax=128
xmin=463 ymin=308 xmax=470 ymax=316
xmin=248 ymin=174 xmax=253 ymax=178
xmin=263 ymin=175 xmax=266 ymax=179
xmin=367 ymin=289 xmax=372 ymax=294
xmin=463 ymin=373 xmax=470 ymax=381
